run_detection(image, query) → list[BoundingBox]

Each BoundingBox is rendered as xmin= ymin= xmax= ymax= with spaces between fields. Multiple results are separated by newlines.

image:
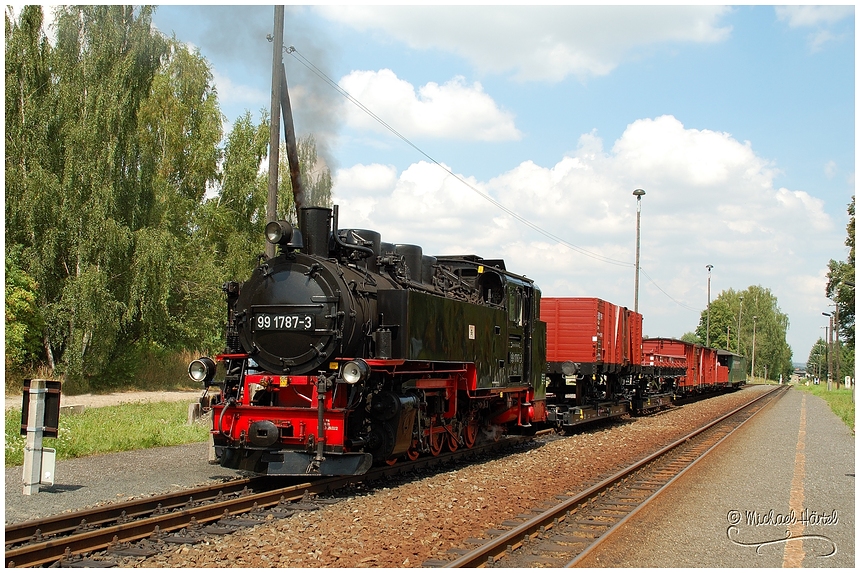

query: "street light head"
xmin=706 ymin=264 xmax=713 ymax=271
xmin=822 ymin=312 xmax=832 ymax=317
xmin=633 ymin=189 xmax=645 ymax=198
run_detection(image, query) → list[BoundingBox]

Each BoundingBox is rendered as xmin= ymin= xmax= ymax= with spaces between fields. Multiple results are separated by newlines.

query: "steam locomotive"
xmin=190 ymin=205 xmax=744 ymax=476
xmin=189 ymin=206 xmax=546 ymax=476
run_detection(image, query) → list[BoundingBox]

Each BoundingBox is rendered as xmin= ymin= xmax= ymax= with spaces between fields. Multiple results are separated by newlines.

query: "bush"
xmin=5 ymin=346 xmax=204 ymax=396
xmin=87 ymin=345 xmax=203 ymax=393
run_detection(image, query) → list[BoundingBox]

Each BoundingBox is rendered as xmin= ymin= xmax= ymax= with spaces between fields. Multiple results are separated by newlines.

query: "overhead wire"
xmin=639 ymin=268 xmax=700 ymax=312
xmin=285 ymin=46 xmax=700 ymax=311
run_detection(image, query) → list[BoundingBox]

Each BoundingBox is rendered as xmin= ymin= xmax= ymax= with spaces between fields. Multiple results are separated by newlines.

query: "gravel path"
xmin=5 ymin=389 xmax=224 ymax=524
xmin=575 ymin=386 xmax=854 ymax=568
xmin=5 ymin=443 xmax=242 ymax=524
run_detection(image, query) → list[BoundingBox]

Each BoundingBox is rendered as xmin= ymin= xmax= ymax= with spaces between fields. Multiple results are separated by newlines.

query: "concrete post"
xmin=22 ymin=379 xmax=46 ymax=495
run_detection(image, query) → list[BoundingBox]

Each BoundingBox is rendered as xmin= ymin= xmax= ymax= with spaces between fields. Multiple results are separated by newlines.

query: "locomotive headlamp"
xmin=340 ymin=359 xmax=370 ymax=384
xmin=188 ymin=357 xmax=217 ymax=385
xmin=265 ymin=220 xmax=293 ymax=245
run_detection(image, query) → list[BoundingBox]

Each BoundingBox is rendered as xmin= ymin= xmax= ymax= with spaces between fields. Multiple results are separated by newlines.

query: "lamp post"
xmin=751 ymin=315 xmax=757 ymax=381
xmin=706 ymin=264 xmax=713 ymax=346
xmin=633 ymin=189 xmax=645 ymax=313
xmin=737 ymin=294 xmax=744 ymax=354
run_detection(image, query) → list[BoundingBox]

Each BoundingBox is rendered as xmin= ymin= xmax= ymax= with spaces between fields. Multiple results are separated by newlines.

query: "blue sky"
xmin=144 ymin=4 xmax=854 ymax=365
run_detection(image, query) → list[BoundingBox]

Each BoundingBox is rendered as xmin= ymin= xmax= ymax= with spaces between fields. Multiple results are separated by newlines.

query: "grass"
xmin=6 ymin=401 xmax=210 ymax=467
xmin=794 ymin=382 xmax=855 ymax=432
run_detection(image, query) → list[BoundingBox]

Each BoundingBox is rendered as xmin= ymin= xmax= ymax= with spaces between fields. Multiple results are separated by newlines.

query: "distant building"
xmin=790 ymin=367 xmax=807 ymax=385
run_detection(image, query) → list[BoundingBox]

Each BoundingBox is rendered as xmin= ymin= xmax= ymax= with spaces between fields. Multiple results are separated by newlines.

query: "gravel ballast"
xmin=5 ymin=386 xmax=779 ymax=567
xmin=121 ymin=386 xmax=774 ymax=568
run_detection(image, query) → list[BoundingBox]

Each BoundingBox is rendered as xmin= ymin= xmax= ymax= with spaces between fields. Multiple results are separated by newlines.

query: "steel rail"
xmin=442 ymin=385 xmax=786 ymax=568
xmin=565 ymin=385 xmax=786 ymax=567
xmin=5 ymin=433 xmax=536 ymax=568
xmin=5 ymin=476 xmax=258 ymax=546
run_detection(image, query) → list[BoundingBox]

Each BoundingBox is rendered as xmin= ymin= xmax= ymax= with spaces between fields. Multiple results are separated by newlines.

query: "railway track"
xmin=431 ymin=384 xmax=787 ymax=568
xmin=4 ymin=434 xmax=535 ymax=568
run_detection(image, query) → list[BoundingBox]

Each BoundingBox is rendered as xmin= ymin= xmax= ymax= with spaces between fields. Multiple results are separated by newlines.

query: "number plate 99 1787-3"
xmin=253 ymin=314 xmax=314 ymax=331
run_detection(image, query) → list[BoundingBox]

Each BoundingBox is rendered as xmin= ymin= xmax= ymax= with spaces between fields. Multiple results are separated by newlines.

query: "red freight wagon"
xmin=642 ymin=338 xmax=696 ymax=392
xmin=642 ymin=338 xmax=724 ymax=394
xmin=716 ymin=364 xmax=730 ymax=385
xmin=699 ymin=346 xmax=729 ymax=388
xmin=541 ymin=297 xmax=642 ymax=375
xmin=700 ymin=346 xmax=718 ymax=388
xmin=539 ymin=297 xmax=642 ymax=428
xmin=627 ymin=309 xmax=643 ymax=367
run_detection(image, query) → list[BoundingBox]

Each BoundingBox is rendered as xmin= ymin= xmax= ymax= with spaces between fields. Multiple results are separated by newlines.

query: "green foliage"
xmin=806 ymin=338 xmax=828 ymax=380
xmin=804 ymin=338 xmax=853 ymax=392
xmin=5 ymin=7 xmax=227 ymax=389
xmin=680 ymin=331 xmax=700 ymax=343
xmin=825 ymin=197 xmax=854 ymax=366
xmin=839 ymin=345 xmax=854 ymax=383
xmin=7 ymin=6 xmax=172 ymax=385
xmin=5 ymin=246 xmax=44 ymax=369
xmin=794 ymin=384 xmax=855 ymax=433
xmin=203 ymin=111 xmax=271 ymax=281
xmin=5 ymin=7 xmax=333 ymax=394
xmin=5 ymin=6 xmax=56 ymax=249
xmin=696 ymin=285 xmax=793 ymax=381
xmin=5 ymin=401 xmax=210 ymax=466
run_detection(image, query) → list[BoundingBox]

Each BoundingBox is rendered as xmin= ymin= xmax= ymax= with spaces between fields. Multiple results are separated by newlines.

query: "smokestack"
xmin=280 ymin=64 xmax=306 ymax=213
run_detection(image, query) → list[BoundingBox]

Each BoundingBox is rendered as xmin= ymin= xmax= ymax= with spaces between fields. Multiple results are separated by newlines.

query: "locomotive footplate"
xmin=264 ymin=450 xmax=374 ymax=476
xmin=548 ymin=401 xmax=630 ymax=429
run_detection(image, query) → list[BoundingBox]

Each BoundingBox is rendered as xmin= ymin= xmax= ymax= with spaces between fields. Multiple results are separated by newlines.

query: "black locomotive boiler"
xmin=190 ymin=205 xmax=547 ymax=475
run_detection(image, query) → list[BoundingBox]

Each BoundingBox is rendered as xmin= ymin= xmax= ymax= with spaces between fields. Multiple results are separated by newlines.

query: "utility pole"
xmin=823 ymin=312 xmax=833 ymax=391
xmin=751 ymin=315 xmax=757 ymax=381
xmin=834 ymin=303 xmax=840 ymax=389
xmin=818 ymin=321 xmax=830 ymax=390
xmin=265 ymin=6 xmax=285 ymax=259
xmin=737 ymin=294 xmax=743 ymax=354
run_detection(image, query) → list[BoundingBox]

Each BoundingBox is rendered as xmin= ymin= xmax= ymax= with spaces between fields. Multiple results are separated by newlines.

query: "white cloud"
xmin=610 ymin=116 xmax=776 ymax=189
xmin=775 ymin=5 xmax=854 ymax=51
xmin=338 ymin=69 xmax=521 ymax=141
xmin=331 ymin=115 xmax=839 ymax=353
xmin=335 ymin=163 xmax=398 ymax=195
xmin=775 ymin=6 xmax=854 ymax=28
xmin=318 ymin=6 xmax=732 ymax=82
xmin=211 ymin=69 xmax=269 ymax=110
